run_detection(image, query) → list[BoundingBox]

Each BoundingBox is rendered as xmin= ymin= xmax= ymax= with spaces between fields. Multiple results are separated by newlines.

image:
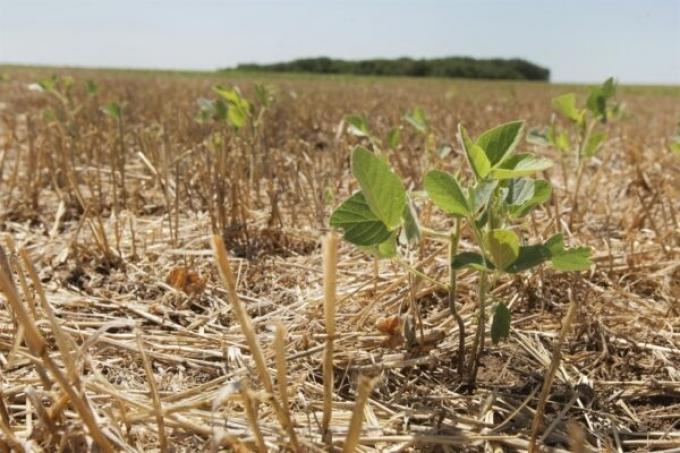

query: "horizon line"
xmin=1 ymin=62 xmax=678 ymax=87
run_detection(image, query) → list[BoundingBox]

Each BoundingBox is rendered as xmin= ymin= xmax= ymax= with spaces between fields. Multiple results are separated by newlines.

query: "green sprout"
xmin=330 ymin=119 xmax=592 ymax=387
xmin=529 ymin=78 xmax=620 ymax=223
xmin=196 ymin=83 xmax=275 ymax=133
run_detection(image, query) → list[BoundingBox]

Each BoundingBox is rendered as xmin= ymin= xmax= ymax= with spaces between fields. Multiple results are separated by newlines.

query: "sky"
xmin=1 ymin=0 xmax=678 ymax=84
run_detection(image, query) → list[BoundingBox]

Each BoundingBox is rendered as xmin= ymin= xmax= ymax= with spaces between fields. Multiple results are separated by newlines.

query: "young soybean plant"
xmin=195 ymin=83 xmax=275 ymax=131
xmin=330 ymin=120 xmax=592 ymax=387
xmin=529 ymin=78 xmax=620 ymax=220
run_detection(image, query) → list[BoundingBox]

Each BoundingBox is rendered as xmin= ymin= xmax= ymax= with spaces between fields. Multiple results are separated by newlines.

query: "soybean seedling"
xmin=194 ymin=84 xmax=277 ymax=252
xmin=330 ymin=120 xmax=592 ymax=387
xmin=405 ymin=106 xmax=438 ymax=171
xmin=529 ymin=78 xmax=620 ymax=224
xmin=345 ymin=113 xmax=381 ymax=152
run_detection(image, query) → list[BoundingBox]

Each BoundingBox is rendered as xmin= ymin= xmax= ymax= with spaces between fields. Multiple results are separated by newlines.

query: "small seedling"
xmin=193 ymin=83 xmax=278 ymax=251
xmin=102 ymin=102 xmax=122 ymax=120
xmin=405 ymin=106 xmax=437 ymax=161
xmin=404 ymin=106 xmax=428 ymax=134
xmin=330 ymin=119 xmax=592 ymax=387
xmin=196 ymin=83 xmax=275 ymax=134
xmin=345 ymin=113 xmax=381 ymax=151
xmin=529 ymin=78 xmax=620 ymax=221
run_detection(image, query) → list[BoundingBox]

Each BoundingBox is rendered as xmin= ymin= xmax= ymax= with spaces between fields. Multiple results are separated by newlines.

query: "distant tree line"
xmin=230 ymin=56 xmax=550 ymax=81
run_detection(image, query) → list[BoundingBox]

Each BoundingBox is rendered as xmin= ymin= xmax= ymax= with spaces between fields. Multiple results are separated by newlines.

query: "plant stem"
xmin=420 ymin=225 xmax=451 ymax=241
xmin=448 ymin=219 xmax=466 ymax=379
xmin=569 ymin=158 xmax=585 ymax=229
xmin=467 ymin=269 xmax=488 ymax=387
xmin=528 ymin=289 xmax=580 ymax=452
xmin=570 ymin=119 xmax=596 ymax=227
xmin=394 ymin=256 xmax=449 ymax=291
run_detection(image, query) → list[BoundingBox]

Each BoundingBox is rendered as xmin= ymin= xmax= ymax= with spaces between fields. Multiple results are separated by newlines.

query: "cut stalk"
xmin=528 ymin=289 xmax=579 ymax=452
xmin=239 ymin=380 xmax=267 ymax=453
xmin=273 ymin=321 xmax=299 ymax=450
xmin=322 ymin=232 xmax=338 ymax=443
xmin=0 ymin=264 xmax=114 ymax=452
xmin=135 ymin=332 xmax=167 ymax=453
xmin=342 ymin=375 xmax=379 ymax=453
xmin=212 ymin=235 xmax=294 ymax=445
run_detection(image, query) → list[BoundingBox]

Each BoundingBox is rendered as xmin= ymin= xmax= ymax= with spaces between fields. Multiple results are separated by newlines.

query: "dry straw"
xmin=322 ymin=231 xmax=338 ymax=442
xmin=212 ymin=234 xmax=299 ymax=449
xmin=342 ymin=374 xmax=380 ymax=453
xmin=0 ymin=70 xmax=678 ymax=452
xmin=528 ymin=288 xmax=580 ymax=452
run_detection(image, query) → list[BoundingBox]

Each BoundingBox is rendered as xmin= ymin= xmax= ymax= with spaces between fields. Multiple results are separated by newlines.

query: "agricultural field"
xmin=0 ymin=66 xmax=678 ymax=452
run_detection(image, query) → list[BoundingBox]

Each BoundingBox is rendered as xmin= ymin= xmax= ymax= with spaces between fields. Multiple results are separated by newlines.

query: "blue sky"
xmin=1 ymin=0 xmax=678 ymax=84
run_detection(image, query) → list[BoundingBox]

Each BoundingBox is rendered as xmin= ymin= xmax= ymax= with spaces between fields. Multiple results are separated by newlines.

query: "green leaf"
xmin=582 ymin=131 xmax=607 ymax=157
xmin=552 ymin=93 xmax=584 ymax=124
xmin=486 ymin=229 xmax=520 ymax=271
xmin=601 ymin=77 xmax=616 ymax=98
xmin=469 ymin=143 xmax=492 ymax=179
xmin=587 ymin=78 xmax=616 ymax=122
xmin=404 ymin=107 xmax=427 ymax=133
xmin=586 ymin=91 xmax=606 ymax=120
xmin=401 ymin=200 xmax=420 ymax=245
xmin=529 ymin=126 xmax=566 ymax=151
xmin=214 ymin=85 xmax=245 ymax=106
xmin=469 ymin=180 xmax=497 ymax=214
xmin=38 ymin=75 xmax=58 ymax=92
xmin=491 ymin=303 xmax=511 ymax=344
xmin=85 ymin=80 xmax=98 ymax=96
xmin=555 ymin=130 xmax=571 ymax=152
xmin=346 ymin=114 xmax=371 ymax=137
xmin=507 ymin=179 xmax=552 ymax=218
xmin=490 ymin=154 xmax=553 ymax=180
xmin=505 ymin=178 xmax=536 ymax=206
xmin=527 ymin=127 xmax=551 ymax=147
xmin=351 ymin=146 xmax=406 ymax=230
xmin=550 ymin=247 xmax=592 ymax=271
xmin=544 ymin=233 xmax=565 ymax=255
xmin=506 ymin=244 xmax=552 ymax=273
xmin=214 ymin=85 xmax=251 ymax=129
xmin=102 ymin=102 xmax=121 ymax=120
xmin=475 ymin=120 xmax=525 ymax=166
xmin=424 ymin=170 xmax=471 ymax=217
xmin=360 ymin=233 xmax=398 ymax=259
xmin=227 ymin=105 xmax=249 ymax=130
xmin=330 ymin=192 xmax=392 ymax=246
xmin=459 ymin=125 xmax=491 ymax=180
xmin=386 ymin=127 xmax=401 ymax=149
xmin=451 ymin=252 xmax=493 ymax=272
xmin=377 ymin=234 xmax=397 ymax=258
xmin=543 ymin=234 xmax=592 ymax=271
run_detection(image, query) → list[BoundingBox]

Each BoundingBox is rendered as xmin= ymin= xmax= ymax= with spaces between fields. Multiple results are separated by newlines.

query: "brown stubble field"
xmin=0 ymin=66 xmax=679 ymax=451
